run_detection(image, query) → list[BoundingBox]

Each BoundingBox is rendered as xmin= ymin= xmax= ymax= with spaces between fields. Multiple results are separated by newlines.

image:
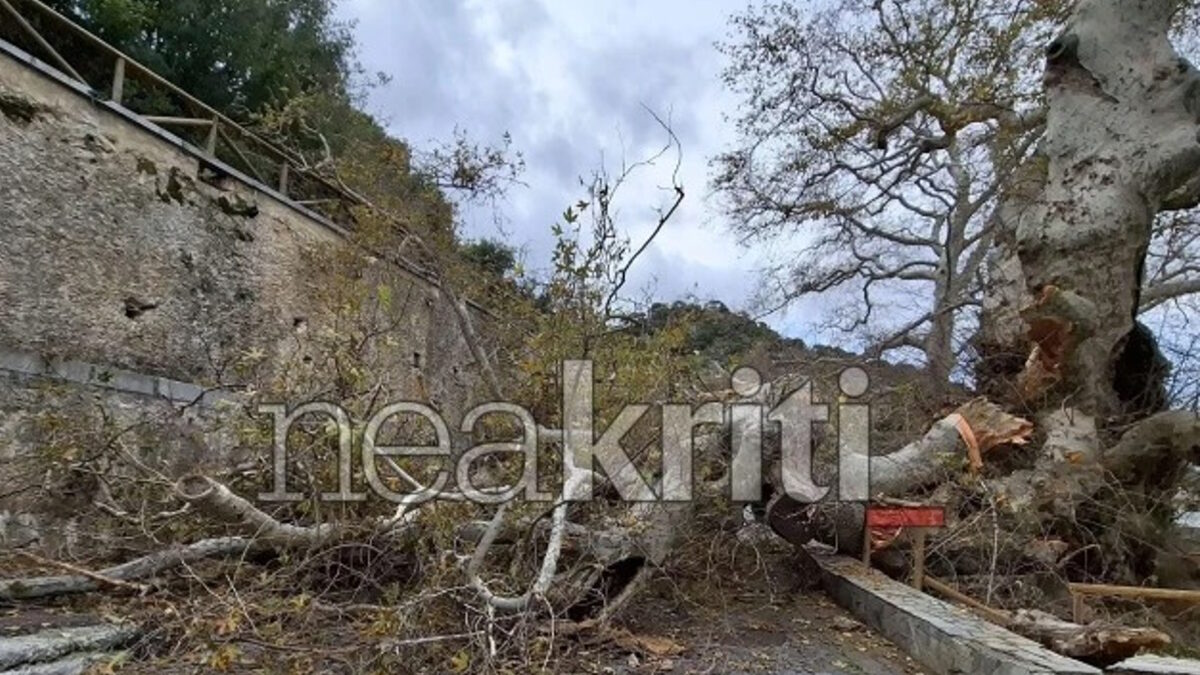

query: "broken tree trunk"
xmin=767 ymin=398 xmax=1032 ymax=553
xmin=978 ymin=0 xmax=1200 ymax=432
xmin=1008 ymin=609 xmax=1172 ymax=666
xmin=176 ymin=475 xmax=342 ymax=548
xmin=923 ymin=575 xmax=1171 ymax=665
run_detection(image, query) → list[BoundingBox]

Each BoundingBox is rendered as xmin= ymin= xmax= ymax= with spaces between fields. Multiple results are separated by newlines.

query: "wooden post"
xmin=0 ymin=0 xmax=86 ymax=83
xmin=862 ymin=520 xmax=872 ymax=566
xmin=1068 ymin=583 xmax=1200 ymax=603
xmin=278 ymin=162 xmax=290 ymax=195
xmin=111 ymin=57 xmax=125 ymax=103
xmin=910 ymin=528 xmax=927 ymax=590
xmin=205 ymin=116 xmax=219 ymax=155
xmin=924 ymin=575 xmax=1014 ymax=626
xmin=1072 ymin=593 xmax=1085 ymax=623
xmin=218 ymin=127 xmax=266 ymax=183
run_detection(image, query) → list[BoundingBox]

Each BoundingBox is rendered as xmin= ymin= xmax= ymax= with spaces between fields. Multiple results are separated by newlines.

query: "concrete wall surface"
xmin=0 ymin=45 xmax=486 ymax=545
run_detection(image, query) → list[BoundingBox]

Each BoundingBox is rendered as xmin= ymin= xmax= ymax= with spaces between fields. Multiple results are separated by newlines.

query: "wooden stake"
xmin=1068 ymin=583 xmax=1200 ymax=603
xmin=923 ymin=575 xmax=1013 ymax=626
xmin=205 ymin=115 xmax=219 ymax=155
xmin=862 ymin=520 xmax=872 ymax=566
xmin=0 ymin=0 xmax=86 ymax=84
xmin=111 ymin=56 xmax=125 ymax=103
xmin=910 ymin=527 xmax=927 ymax=589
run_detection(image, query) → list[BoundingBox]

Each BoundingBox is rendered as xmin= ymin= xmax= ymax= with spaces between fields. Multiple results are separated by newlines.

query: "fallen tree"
xmin=761 ymin=0 xmax=1200 ymax=659
xmin=5 ymin=2 xmax=1200 ymax=671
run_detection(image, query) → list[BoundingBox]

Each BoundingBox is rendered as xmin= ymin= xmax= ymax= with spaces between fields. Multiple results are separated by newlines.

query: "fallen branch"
xmin=1008 ymin=609 xmax=1170 ymax=665
xmin=0 ymin=537 xmax=251 ymax=601
xmin=4 ymin=649 xmax=124 ymax=675
xmin=15 ymin=551 xmax=149 ymax=595
xmin=16 ymin=470 xmax=419 ymax=602
xmin=0 ymin=624 xmax=138 ymax=669
xmin=466 ymin=460 xmax=593 ymax=611
xmin=922 ymin=574 xmax=1170 ymax=665
xmin=175 ymin=475 xmax=340 ymax=548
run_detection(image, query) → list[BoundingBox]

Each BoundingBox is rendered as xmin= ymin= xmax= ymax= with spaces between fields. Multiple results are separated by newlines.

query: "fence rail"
xmin=0 ymin=0 xmax=360 ymax=221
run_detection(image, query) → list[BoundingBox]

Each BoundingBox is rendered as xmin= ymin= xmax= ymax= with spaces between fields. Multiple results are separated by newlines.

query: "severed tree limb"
xmin=924 ymin=575 xmax=1171 ymax=665
xmin=175 ymin=475 xmax=341 ymax=548
xmin=862 ymin=410 xmax=1196 ymax=575
xmin=770 ymin=399 xmax=1032 ymax=552
xmin=0 ymin=624 xmax=139 ymax=670
xmin=869 ymin=413 xmax=967 ymax=498
xmin=177 ymin=475 xmax=424 ymax=546
xmin=1008 ymin=609 xmax=1171 ymax=665
xmin=466 ymin=460 xmax=593 ymax=612
xmin=0 ymin=537 xmax=251 ymax=600
xmin=872 ymin=399 xmax=1033 ymax=497
xmin=15 ymin=551 xmax=149 ymax=595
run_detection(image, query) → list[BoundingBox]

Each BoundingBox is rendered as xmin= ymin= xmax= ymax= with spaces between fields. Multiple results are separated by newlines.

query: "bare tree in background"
xmin=715 ymin=0 xmax=1200 ymax=391
xmin=1143 ymin=210 xmax=1200 ymax=408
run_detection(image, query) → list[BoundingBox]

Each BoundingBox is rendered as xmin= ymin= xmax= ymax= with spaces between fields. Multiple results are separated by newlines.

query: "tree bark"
xmin=1008 ymin=610 xmax=1171 ymax=665
xmin=0 ymin=624 xmax=138 ymax=670
xmin=979 ymin=0 xmax=1200 ymax=428
xmin=0 ymin=537 xmax=252 ymax=601
xmin=924 ymin=297 xmax=955 ymax=390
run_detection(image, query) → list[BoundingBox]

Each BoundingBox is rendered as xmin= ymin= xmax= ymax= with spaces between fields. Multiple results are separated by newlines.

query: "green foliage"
xmin=460 ymin=238 xmax=517 ymax=279
xmin=40 ymin=0 xmax=359 ymax=118
xmin=6 ymin=0 xmax=525 ymax=252
xmin=634 ymin=300 xmax=791 ymax=365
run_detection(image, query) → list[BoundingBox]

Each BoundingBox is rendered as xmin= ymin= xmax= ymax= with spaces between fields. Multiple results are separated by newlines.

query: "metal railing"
xmin=0 ymin=0 xmax=359 ymax=223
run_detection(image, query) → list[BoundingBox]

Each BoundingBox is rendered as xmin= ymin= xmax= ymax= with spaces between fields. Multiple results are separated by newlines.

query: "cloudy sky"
xmin=337 ymin=0 xmax=816 ymax=335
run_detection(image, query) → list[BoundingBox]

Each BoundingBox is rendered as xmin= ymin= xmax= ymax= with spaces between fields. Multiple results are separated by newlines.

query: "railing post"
xmin=278 ymin=162 xmax=290 ymax=195
xmin=110 ymin=57 xmax=125 ymax=103
xmin=0 ymin=0 xmax=86 ymax=83
xmin=204 ymin=115 xmax=218 ymax=155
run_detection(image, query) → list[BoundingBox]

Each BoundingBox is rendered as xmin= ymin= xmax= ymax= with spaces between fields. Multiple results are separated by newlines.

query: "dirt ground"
xmin=0 ymin=539 xmax=927 ymax=674
xmin=587 ymin=592 xmax=922 ymax=675
xmin=576 ymin=544 xmax=925 ymax=675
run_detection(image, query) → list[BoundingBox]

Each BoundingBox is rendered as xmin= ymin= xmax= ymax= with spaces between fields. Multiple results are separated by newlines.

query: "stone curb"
xmin=807 ymin=547 xmax=1101 ymax=674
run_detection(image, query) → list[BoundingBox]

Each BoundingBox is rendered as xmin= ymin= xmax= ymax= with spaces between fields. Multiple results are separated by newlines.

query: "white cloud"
xmin=338 ymin=0 xmax=790 ymax=332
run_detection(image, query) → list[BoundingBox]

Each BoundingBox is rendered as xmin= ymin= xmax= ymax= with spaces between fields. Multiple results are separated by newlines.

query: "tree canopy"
xmin=714 ymin=0 xmax=1200 ymax=394
xmin=41 ymin=0 xmax=359 ymax=117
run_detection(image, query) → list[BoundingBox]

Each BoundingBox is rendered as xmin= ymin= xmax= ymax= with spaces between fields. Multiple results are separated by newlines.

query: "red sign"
xmin=865 ymin=506 xmax=945 ymax=529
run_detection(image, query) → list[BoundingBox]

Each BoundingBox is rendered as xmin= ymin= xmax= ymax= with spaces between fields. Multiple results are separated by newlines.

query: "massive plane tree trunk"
xmin=979 ymin=0 xmax=1200 ymax=436
xmin=773 ymin=0 xmax=1200 ymax=592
